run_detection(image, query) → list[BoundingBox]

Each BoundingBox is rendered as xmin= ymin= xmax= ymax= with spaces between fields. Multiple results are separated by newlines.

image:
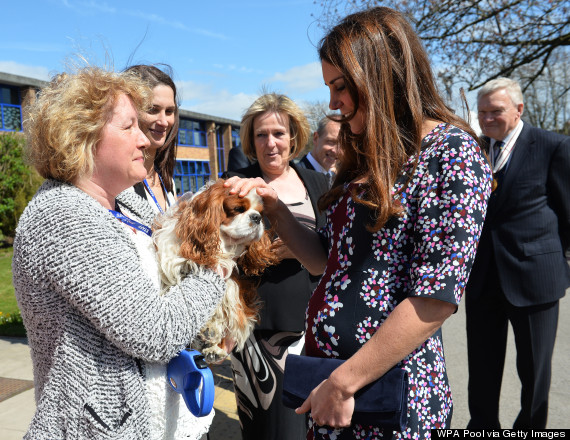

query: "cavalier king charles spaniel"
xmin=152 ymin=179 xmax=279 ymax=363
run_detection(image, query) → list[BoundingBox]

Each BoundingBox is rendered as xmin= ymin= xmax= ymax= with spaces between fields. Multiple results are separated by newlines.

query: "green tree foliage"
xmin=0 ymin=133 xmax=43 ymax=242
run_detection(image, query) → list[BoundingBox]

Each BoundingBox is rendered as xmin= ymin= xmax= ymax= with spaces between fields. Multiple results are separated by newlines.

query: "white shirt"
xmin=306 ymin=152 xmax=328 ymax=174
xmin=120 ymin=209 xmax=214 ymax=440
xmin=491 ymin=120 xmax=524 ymax=172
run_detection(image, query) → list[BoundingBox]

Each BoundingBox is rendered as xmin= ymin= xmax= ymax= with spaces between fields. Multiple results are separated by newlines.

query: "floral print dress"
xmin=305 ymin=124 xmax=492 ymax=439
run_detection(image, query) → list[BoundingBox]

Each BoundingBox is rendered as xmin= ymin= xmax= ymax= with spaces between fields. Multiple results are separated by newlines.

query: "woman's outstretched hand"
xmin=224 ymin=176 xmax=279 ymax=215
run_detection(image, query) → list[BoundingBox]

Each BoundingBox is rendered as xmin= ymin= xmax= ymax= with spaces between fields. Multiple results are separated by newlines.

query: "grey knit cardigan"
xmin=12 ymin=179 xmax=225 ymax=439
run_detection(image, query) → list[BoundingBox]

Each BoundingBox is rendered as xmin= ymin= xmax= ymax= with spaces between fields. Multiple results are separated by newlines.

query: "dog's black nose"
xmin=250 ymin=213 xmax=262 ymax=224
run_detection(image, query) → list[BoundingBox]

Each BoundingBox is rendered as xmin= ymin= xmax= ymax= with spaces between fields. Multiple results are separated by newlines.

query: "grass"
xmin=0 ymin=247 xmax=26 ymax=337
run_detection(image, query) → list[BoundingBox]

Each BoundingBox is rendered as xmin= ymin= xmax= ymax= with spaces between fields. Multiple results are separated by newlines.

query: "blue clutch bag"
xmin=167 ymin=349 xmax=215 ymax=417
xmin=282 ymin=354 xmax=408 ymax=431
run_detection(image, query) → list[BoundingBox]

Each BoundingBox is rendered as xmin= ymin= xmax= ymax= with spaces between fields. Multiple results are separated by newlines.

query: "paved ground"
xmin=443 ymin=297 xmax=569 ymax=429
xmin=1 ymin=294 xmax=568 ymax=438
xmin=0 ymin=340 xmax=242 ymax=440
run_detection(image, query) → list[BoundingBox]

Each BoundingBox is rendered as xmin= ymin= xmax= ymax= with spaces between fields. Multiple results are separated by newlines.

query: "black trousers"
xmin=465 ymin=264 xmax=559 ymax=429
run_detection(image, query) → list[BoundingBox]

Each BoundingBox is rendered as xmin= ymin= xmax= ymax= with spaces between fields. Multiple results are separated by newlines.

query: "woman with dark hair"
xmin=224 ymin=93 xmax=329 ymax=440
xmin=226 ymin=7 xmax=492 ymax=439
xmin=125 ymin=64 xmax=179 ymax=212
xmin=124 ymin=64 xmax=216 ymax=438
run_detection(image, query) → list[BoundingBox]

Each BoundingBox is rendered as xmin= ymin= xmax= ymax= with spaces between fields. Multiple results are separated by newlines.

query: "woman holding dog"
xmin=125 ymin=64 xmax=179 ymax=212
xmin=226 ymin=7 xmax=492 ymax=439
xmin=13 ymin=66 xmax=225 ymax=439
xmin=224 ymin=93 xmax=329 ymax=440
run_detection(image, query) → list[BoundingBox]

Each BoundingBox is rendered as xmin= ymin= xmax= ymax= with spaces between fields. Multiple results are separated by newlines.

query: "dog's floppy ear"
xmin=176 ymin=183 xmax=226 ymax=269
xmin=238 ymin=230 xmax=281 ymax=276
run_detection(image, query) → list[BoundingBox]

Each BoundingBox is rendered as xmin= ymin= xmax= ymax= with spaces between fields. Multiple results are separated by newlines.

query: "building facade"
xmin=0 ymin=71 xmax=241 ymax=195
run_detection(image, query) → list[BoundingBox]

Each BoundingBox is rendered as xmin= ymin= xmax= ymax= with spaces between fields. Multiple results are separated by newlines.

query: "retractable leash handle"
xmin=167 ymin=349 xmax=215 ymax=417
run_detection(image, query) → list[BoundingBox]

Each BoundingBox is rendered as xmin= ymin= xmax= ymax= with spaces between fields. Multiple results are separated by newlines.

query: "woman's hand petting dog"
xmin=224 ymin=176 xmax=279 ymax=217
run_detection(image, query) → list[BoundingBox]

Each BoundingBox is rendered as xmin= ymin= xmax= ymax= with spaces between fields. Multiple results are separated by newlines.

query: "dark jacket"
xmin=226 ymin=146 xmax=253 ymax=172
xmin=296 ymin=154 xmax=316 ymax=171
xmin=467 ymin=124 xmax=570 ymax=306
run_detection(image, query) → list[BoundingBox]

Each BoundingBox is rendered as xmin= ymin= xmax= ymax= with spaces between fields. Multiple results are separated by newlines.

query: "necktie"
xmin=493 ymin=140 xmax=504 ymax=163
xmin=492 ymin=140 xmax=506 ymax=192
xmin=326 ymin=172 xmax=334 ymax=187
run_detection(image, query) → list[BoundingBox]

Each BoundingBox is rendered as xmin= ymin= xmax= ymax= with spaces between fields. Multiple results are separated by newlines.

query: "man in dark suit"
xmin=466 ymin=78 xmax=570 ymax=429
xmin=297 ymin=116 xmax=340 ymax=186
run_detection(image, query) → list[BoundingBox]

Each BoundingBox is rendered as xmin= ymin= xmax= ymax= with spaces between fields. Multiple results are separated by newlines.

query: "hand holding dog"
xmin=214 ymin=336 xmax=236 ymax=364
xmin=215 ymin=264 xmax=231 ymax=279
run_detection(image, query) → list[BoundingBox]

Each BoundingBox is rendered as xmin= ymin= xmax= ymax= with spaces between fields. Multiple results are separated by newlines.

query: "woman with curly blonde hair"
xmin=14 ymin=66 xmax=225 ymax=439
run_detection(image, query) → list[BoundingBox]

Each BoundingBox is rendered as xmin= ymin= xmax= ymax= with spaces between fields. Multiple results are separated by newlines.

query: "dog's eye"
xmin=233 ymin=206 xmax=246 ymax=213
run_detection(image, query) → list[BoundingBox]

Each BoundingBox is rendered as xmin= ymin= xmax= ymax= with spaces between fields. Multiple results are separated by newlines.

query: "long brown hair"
xmin=318 ymin=7 xmax=477 ymax=231
xmin=124 ymin=64 xmax=179 ymax=193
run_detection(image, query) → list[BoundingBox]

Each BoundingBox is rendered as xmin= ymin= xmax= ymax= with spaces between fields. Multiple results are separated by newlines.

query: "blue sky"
xmin=2 ymin=0 xmax=332 ymax=121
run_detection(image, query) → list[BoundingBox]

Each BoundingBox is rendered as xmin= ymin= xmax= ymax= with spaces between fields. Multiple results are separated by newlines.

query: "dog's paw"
xmin=202 ymin=346 xmax=230 ymax=364
xmin=190 ymin=333 xmax=229 ymax=364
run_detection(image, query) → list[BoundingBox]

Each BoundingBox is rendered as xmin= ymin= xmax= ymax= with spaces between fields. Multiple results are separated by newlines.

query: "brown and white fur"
xmin=152 ymin=179 xmax=279 ymax=363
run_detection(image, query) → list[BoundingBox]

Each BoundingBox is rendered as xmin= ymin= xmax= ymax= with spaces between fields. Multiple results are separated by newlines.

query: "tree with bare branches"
xmin=314 ymin=0 xmax=569 ymax=129
xmin=521 ymin=52 xmax=570 ymax=133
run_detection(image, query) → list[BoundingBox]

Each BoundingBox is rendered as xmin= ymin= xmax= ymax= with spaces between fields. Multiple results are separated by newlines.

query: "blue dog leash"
xmin=167 ymin=349 xmax=215 ymax=417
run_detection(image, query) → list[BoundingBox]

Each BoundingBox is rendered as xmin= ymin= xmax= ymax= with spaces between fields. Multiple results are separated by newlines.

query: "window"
xmin=232 ymin=127 xmax=241 ymax=149
xmin=174 ymin=160 xmax=211 ymax=196
xmin=0 ymin=86 xmax=19 ymax=105
xmin=0 ymin=85 xmax=22 ymax=131
xmin=178 ymin=118 xmax=207 ymax=147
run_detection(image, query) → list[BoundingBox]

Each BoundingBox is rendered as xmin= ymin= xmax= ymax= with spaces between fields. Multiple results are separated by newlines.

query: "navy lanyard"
xmin=108 ymin=209 xmax=152 ymax=237
xmin=143 ymin=173 xmax=169 ymax=213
